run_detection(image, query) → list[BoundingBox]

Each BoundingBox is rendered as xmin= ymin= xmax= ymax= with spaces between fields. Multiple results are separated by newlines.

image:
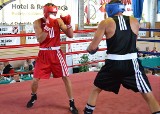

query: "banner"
xmin=0 ymin=25 xmax=20 ymax=45
xmin=0 ymin=0 xmax=70 ymax=24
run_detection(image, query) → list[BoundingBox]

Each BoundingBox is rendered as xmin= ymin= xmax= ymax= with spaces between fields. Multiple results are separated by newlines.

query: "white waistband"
xmin=107 ymin=53 xmax=137 ymax=60
xmin=39 ymin=46 xmax=60 ymax=50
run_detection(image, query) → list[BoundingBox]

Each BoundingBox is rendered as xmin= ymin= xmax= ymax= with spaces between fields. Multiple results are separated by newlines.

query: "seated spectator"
xmin=32 ymin=59 xmax=36 ymax=68
xmin=151 ymin=47 xmax=158 ymax=53
xmin=3 ymin=61 xmax=15 ymax=74
xmin=0 ymin=62 xmax=10 ymax=81
xmin=137 ymin=47 xmax=143 ymax=57
xmin=0 ymin=62 xmax=4 ymax=80
xmin=143 ymin=46 xmax=150 ymax=57
xmin=21 ymin=59 xmax=34 ymax=79
xmin=0 ymin=62 xmax=3 ymax=74
xmin=10 ymin=73 xmax=24 ymax=83
xmin=150 ymin=47 xmax=158 ymax=75
xmin=3 ymin=61 xmax=24 ymax=83
xmin=23 ymin=59 xmax=34 ymax=71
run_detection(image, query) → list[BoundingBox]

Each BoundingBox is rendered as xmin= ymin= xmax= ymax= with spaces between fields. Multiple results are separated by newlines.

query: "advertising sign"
xmin=0 ymin=25 xmax=20 ymax=45
xmin=0 ymin=0 xmax=70 ymax=24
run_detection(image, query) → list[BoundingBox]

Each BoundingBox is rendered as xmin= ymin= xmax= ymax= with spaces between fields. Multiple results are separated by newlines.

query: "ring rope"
xmin=137 ymin=39 xmax=160 ymax=42
xmin=138 ymin=51 xmax=160 ymax=56
xmin=0 ymin=29 xmax=160 ymax=77
xmin=64 ymin=48 xmax=107 ymax=55
xmin=139 ymin=28 xmax=160 ymax=32
xmin=0 ymin=29 xmax=97 ymax=38
xmin=0 ymin=59 xmax=105 ymax=77
xmin=1 ymin=28 xmax=160 ymax=38
xmin=0 ymin=38 xmax=106 ymax=49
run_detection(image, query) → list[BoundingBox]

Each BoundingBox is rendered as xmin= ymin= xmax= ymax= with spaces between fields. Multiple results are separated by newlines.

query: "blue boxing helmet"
xmin=105 ymin=0 xmax=125 ymax=17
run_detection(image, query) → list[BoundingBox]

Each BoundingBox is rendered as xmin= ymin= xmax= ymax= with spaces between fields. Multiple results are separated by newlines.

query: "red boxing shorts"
xmin=33 ymin=49 xmax=69 ymax=79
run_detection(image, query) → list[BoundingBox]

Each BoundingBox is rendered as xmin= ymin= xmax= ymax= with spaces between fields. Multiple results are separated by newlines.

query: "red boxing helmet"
xmin=43 ymin=5 xmax=58 ymax=18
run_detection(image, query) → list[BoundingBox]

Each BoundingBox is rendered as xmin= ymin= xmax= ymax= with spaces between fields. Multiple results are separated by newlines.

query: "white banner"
xmin=0 ymin=25 xmax=20 ymax=45
xmin=0 ymin=0 xmax=71 ymax=24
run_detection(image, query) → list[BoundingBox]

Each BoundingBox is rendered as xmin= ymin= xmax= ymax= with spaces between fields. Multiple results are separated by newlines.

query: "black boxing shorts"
xmin=94 ymin=58 xmax=152 ymax=94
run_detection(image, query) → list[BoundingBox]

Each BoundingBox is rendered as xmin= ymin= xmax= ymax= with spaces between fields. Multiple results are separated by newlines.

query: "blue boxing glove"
xmin=87 ymin=47 xmax=99 ymax=55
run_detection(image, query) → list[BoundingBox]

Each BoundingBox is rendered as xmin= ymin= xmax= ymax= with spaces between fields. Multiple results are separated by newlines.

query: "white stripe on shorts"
xmin=57 ymin=50 xmax=69 ymax=76
xmin=132 ymin=59 xmax=151 ymax=93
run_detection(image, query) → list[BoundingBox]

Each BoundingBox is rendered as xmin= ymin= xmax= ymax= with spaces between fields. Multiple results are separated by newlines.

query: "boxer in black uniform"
xmin=85 ymin=0 xmax=160 ymax=114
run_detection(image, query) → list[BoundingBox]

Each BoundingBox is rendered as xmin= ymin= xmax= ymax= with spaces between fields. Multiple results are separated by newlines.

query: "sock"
xmin=31 ymin=93 xmax=37 ymax=100
xmin=152 ymin=111 xmax=160 ymax=114
xmin=31 ymin=93 xmax=36 ymax=96
xmin=84 ymin=103 xmax=95 ymax=114
xmin=69 ymin=99 xmax=75 ymax=107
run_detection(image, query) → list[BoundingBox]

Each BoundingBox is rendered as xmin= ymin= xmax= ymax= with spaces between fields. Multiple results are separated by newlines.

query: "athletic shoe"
xmin=70 ymin=106 xmax=78 ymax=114
xmin=26 ymin=94 xmax=37 ymax=108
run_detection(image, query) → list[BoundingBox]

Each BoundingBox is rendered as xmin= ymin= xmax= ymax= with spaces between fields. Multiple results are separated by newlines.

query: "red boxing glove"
xmin=44 ymin=15 xmax=56 ymax=32
xmin=44 ymin=15 xmax=56 ymax=38
xmin=60 ymin=14 xmax=71 ymax=26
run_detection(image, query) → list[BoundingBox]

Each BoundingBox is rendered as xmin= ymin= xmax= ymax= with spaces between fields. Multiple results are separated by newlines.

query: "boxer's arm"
xmin=130 ymin=16 xmax=139 ymax=39
xmin=33 ymin=19 xmax=47 ymax=43
xmin=87 ymin=20 xmax=106 ymax=52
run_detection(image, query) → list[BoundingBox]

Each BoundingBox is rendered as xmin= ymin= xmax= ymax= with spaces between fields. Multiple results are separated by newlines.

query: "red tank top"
xmin=40 ymin=18 xmax=61 ymax=48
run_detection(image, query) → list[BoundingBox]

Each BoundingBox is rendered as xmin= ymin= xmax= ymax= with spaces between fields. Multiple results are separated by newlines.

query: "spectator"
xmin=3 ymin=61 xmax=23 ymax=83
xmin=150 ymin=47 xmax=158 ymax=75
xmin=0 ymin=62 xmax=3 ymax=75
xmin=137 ymin=47 xmax=143 ymax=57
xmin=32 ymin=59 xmax=36 ymax=68
xmin=10 ymin=73 xmax=24 ymax=83
xmin=151 ymin=47 xmax=158 ymax=53
xmin=23 ymin=59 xmax=34 ymax=71
xmin=3 ymin=61 xmax=15 ymax=74
xmin=0 ymin=62 xmax=4 ymax=80
xmin=0 ymin=62 xmax=10 ymax=82
xmin=20 ymin=59 xmax=34 ymax=79
xmin=143 ymin=46 xmax=150 ymax=57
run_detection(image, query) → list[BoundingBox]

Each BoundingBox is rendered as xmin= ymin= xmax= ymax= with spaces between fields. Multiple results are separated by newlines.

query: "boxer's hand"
xmin=87 ymin=47 xmax=99 ymax=55
xmin=60 ymin=14 xmax=72 ymax=28
xmin=44 ymin=15 xmax=56 ymax=32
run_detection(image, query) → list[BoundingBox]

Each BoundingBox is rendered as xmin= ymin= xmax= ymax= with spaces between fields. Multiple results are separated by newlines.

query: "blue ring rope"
xmin=138 ymin=51 xmax=160 ymax=56
xmin=139 ymin=28 xmax=160 ymax=32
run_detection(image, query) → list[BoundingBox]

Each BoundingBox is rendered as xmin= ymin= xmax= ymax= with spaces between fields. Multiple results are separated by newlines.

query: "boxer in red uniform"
xmin=26 ymin=3 xmax=78 ymax=114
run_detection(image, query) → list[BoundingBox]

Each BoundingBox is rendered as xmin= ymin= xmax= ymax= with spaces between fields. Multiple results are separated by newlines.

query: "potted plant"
xmin=79 ymin=54 xmax=89 ymax=72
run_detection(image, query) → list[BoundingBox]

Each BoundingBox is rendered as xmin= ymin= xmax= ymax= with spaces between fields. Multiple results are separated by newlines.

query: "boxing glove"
xmin=87 ymin=47 xmax=99 ymax=55
xmin=43 ymin=15 xmax=56 ymax=38
xmin=44 ymin=14 xmax=56 ymax=32
xmin=60 ymin=14 xmax=72 ymax=28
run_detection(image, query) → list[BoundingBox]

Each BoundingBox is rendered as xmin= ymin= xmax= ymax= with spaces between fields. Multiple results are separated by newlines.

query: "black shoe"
xmin=83 ymin=107 xmax=93 ymax=114
xmin=26 ymin=94 xmax=37 ymax=108
xmin=84 ymin=110 xmax=92 ymax=114
xmin=69 ymin=106 xmax=78 ymax=114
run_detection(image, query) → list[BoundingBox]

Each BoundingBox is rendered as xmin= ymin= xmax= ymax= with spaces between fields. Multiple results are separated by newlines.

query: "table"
xmin=139 ymin=56 xmax=160 ymax=68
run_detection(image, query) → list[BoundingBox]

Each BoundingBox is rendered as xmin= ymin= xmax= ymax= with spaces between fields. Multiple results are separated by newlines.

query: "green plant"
xmin=79 ymin=54 xmax=89 ymax=72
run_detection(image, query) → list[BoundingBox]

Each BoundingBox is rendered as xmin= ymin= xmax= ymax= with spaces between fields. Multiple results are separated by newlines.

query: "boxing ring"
xmin=0 ymin=28 xmax=159 ymax=114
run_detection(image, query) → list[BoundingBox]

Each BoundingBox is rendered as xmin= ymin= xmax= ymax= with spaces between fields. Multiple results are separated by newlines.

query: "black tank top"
xmin=106 ymin=15 xmax=137 ymax=55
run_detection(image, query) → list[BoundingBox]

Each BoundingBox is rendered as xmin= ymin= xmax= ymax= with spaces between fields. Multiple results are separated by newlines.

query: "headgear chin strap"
xmin=105 ymin=3 xmax=125 ymax=17
xmin=43 ymin=5 xmax=58 ymax=18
